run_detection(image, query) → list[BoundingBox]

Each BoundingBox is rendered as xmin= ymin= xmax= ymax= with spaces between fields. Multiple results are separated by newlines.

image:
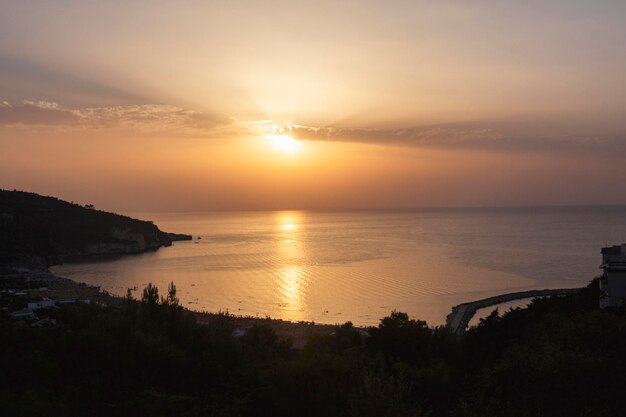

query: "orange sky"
xmin=1 ymin=1 xmax=625 ymax=211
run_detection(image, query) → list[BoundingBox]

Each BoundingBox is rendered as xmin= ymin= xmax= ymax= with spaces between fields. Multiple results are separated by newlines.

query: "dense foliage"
xmin=1 ymin=279 xmax=625 ymax=416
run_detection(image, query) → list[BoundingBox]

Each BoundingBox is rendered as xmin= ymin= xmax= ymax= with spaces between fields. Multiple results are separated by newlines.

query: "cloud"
xmin=75 ymin=104 xmax=230 ymax=132
xmin=288 ymin=124 xmax=498 ymax=146
xmin=277 ymin=122 xmax=626 ymax=154
xmin=2 ymin=100 xmax=624 ymax=154
xmin=0 ymin=101 xmax=80 ymax=125
xmin=0 ymin=100 xmax=232 ymax=133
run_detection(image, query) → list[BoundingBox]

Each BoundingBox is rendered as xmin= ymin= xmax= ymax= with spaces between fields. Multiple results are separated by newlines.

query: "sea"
xmin=51 ymin=207 xmax=626 ymax=326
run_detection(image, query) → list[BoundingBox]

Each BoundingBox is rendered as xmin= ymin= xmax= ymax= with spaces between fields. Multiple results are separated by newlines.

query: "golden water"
xmin=52 ymin=208 xmax=626 ymax=326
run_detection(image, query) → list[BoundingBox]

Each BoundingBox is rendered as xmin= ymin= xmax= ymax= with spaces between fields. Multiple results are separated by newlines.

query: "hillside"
xmin=0 ymin=189 xmax=190 ymax=267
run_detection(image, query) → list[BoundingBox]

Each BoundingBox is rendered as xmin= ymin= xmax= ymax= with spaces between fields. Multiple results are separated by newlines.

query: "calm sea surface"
xmin=51 ymin=207 xmax=626 ymax=326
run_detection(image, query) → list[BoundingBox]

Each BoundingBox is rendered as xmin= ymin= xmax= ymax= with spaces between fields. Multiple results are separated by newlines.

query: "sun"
xmin=266 ymin=134 xmax=301 ymax=154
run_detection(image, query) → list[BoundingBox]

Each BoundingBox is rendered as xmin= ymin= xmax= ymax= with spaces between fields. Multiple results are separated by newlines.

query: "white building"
xmin=599 ymin=244 xmax=626 ymax=308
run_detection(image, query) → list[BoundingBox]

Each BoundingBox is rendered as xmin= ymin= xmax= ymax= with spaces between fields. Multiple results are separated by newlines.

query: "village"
xmin=0 ymin=268 xmax=113 ymax=325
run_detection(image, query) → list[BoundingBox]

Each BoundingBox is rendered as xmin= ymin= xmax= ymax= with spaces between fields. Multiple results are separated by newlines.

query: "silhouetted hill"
xmin=0 ymin=189 xmax=191 ymax=267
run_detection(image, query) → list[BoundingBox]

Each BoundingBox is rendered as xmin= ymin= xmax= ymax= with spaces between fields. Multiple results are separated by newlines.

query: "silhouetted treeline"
xmin=1 ymin=278 xmax=625 ymax=417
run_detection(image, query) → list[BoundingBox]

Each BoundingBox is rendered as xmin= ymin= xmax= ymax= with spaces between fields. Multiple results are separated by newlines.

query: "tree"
xmin=164 ymin=281 xmax=179 ymax=307
xmin=142 ymin=283 xmax=159 ymax=306
xmin=367 ymin=311 xmax=433 ymax=364
xmin=125 ymin=288 xmax=134 ymax=303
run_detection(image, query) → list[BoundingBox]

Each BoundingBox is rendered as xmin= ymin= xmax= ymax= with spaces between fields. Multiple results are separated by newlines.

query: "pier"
xmin=445 ymin=288 xmax=582 ymax=335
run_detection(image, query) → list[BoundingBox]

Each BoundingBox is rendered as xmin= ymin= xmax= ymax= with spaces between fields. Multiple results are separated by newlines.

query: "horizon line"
xmin=126 ymin=203 xmax=626 ymax=216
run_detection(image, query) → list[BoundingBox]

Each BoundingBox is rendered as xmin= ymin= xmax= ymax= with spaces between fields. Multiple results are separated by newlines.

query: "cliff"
xmin=0 ymin=189 xmax=191 ymax=267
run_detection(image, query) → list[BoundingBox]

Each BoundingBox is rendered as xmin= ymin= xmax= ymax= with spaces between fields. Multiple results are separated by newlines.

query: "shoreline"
xmin=8 ymin=268 xmax=338 ymax=348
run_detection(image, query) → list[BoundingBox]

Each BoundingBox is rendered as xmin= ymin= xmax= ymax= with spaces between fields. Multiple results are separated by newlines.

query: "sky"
xmin=1 ymin=1 xmax=625 ymax=212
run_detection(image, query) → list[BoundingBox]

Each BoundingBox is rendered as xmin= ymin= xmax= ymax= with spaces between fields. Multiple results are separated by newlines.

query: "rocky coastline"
xmin=1 ymin=189 xmax=191 ymax=269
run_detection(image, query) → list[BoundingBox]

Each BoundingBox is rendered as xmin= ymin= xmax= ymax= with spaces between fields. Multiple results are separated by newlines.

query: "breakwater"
xmin=445 ymin=288 xmax=582 ymax=335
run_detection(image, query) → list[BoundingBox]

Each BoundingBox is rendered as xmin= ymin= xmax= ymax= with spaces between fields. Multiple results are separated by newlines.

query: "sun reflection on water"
xmin=279 ymin=266 xmax=306 ymax=320
xmin=276 ymin=211 xmax=302 ymax=233
xmin=274 ymin=211 xmax=308 ymax=321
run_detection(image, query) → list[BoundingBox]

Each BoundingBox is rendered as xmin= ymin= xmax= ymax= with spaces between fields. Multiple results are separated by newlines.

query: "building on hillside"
xmin=600 ymin=244 xmax=626 ymax=308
